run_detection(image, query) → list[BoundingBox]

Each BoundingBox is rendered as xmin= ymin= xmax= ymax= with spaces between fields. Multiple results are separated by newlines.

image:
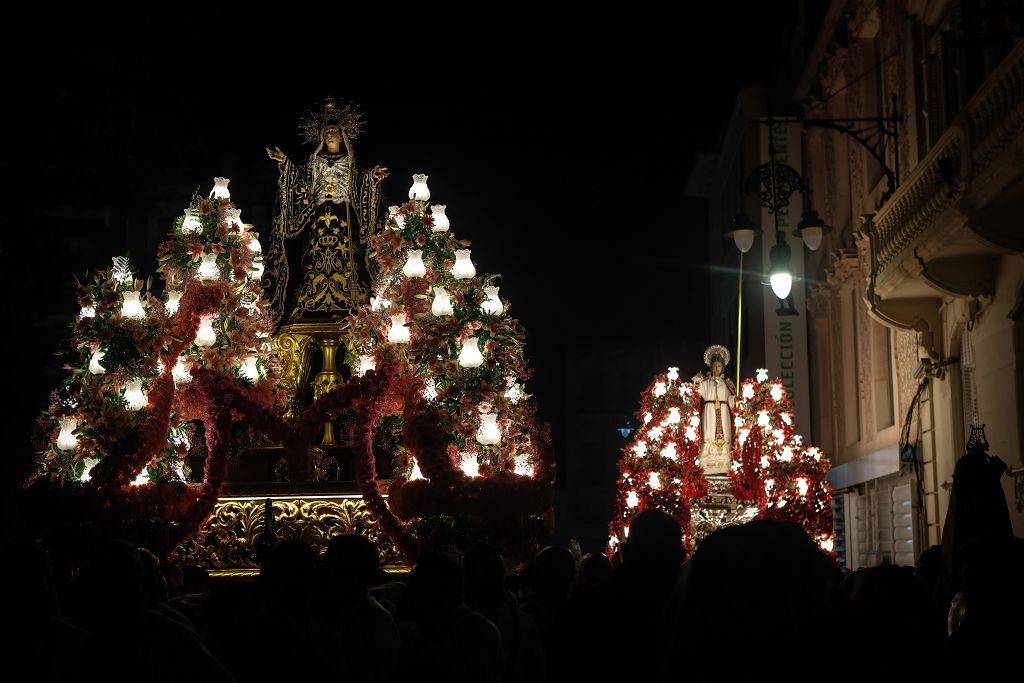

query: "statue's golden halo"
xmin=298 ymin=98 xmax=365 ymax=146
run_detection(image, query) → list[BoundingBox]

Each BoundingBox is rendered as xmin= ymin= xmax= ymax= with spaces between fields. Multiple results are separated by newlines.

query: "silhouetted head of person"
xmin=261 ymin=540 xmax=317 ymax=608
xmin=138 ymin=547 xmax=168 ymax=607
xmin=181 ymin=566 xmax=209 ymax=595
xmin=575 ymin=552 xmax=614 ymax=592
xmin=673 ymin=519 xmax=842 ymax=670
xmin=960 ymin=533 xmax=1024 ymax=637
xmin=405 ymin=552 xmax=463 ymax=624
xmin=463 ymin=543 xmax=505 ymax=612
xmin=321 ymin=534 xmax=380 ymax=604
xmin=522 ymin=545 xmax=576 ymax=602
xmin=620 ymin=509 xmax=685 ymax=574
xmin=82 ymin=540 xmax=147 ymax=625
xmin=161 ymin=560 xmax=184 ymax=599
xmin=847 ymin=563 xmax=939 ymax=648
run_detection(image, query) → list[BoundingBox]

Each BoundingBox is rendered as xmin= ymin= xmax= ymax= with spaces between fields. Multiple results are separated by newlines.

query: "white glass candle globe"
xmin=121 ymin=291 xmax=146 ymax=319
xmin=458 ymin=336 xmax=484 ymax=368
xmin=756 ymin=368 xmax=769 ymax=383
xmin=514 ymin=454 xmax=533 ymax=477
xmin=476 ymin=413 xmax=501 ymax=445
xmin=403 ymin=250 xmax=426 ymax=278
xmin=124 ymin=379 xmax=148 ymax=410
xmin=89 ymin=349 xmax=106 ymax=375
xmin=387 ymin=206 xmax=405 ymax=229
xmin=660 ymin=442 xmax=677 ymax=460
xmin=422 ymin=377 xmax=439 ymax=402
xmin=195 ymin=315 xmax=217 ymax=347
xmin=240 ymin=355 xmax=260 ymax=382
xmin=182 ymin=208 xmax=202 ymax=234
xmin=210 ymin=177 xmax=231 ymax=199
xmin=56 ymin=417 xmax=79 ymax=451
xmin=626 ymin=490 xmax=640 ymax=508
xmin=460 ymin=452 xmax=480 ymax=477
xmin=481 ymin=286 xmax=504 ymax=316
xmin=223 ymin=208 xmax=243 ymax=231
xmin=504 ymin=378 xmax=523 ymax=404
xmin=197 ymin=253 xmax=219 ymax=281
xmin=451 ymin=250 xmax=476 ymax=280
xmin=632 ymin=441 xmax=647 ymax=456
xmin=408 ymin=174 xmax=430 ymax=201
xmin=388 ymin=314 xmax=410 ymax=344
xmin=654 ymin=382 xmax=667 ymax=397
xmin=430 ymin=204 xmax=450 ymax=232
xmin=648 ymin=472 xmax=661 ymax=489
xmin=667 ymin=407 xmax=681 ymax=424
xmin=165 ymin=290 xmax=182 ymax=315
xmin=80 ymin=458 xmax=98 ymax=482
xmin=431 ymin=287 xmax=454 ymax=316
xmin=172 ymin=356 xmax=191 ymax=383
xmin=667 ymin=367 xmax=679 ymax=382
xmin=409 ymin=459 xmax=426 ymax=480
xmin=796 ymin=477 xmax=810 ymax=497
xmin=357 ymin=354 xmax=376 ymax=376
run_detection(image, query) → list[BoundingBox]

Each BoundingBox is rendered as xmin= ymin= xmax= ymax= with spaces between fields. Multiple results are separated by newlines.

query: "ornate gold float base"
xmin=689 ymin=475 xmax=760 ymax=545
xmin=173 ymin=491 xmax=407 ymax=576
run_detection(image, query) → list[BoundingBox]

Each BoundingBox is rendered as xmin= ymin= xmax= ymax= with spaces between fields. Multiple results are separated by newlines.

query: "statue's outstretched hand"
xmin=266 ymin=146 xmax=287 ymax=164
xmin=371 ymin=166 xmax=389 ymax=182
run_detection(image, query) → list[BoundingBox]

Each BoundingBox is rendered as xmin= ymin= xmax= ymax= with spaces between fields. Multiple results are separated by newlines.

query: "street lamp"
xmin=725 ymin=120 xmax=831 ymax=385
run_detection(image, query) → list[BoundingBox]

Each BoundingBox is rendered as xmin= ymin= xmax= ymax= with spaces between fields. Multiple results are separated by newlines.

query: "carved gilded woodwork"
xmin=173 ymin=494 xmax=406 ymax=573
xmin=274 ymin=333 xmax=315 ymax=420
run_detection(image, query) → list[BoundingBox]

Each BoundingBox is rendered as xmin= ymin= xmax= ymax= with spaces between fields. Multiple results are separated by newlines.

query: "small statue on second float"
xmin=693 ymin=344 xmax=736 ymax=475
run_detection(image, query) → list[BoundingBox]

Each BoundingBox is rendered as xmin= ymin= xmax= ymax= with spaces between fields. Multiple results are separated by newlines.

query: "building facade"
xmin=800 ymin=0 xmax=1024 ymax=566
xmin=698 ymin=0 xmax=1023 ymax=569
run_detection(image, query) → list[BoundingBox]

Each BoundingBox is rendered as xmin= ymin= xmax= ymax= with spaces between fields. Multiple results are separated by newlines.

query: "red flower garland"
xmin=87 ymin=372 xmax=175 ymax=491
xmin=609 ymin=372 xmax=708 ymax=550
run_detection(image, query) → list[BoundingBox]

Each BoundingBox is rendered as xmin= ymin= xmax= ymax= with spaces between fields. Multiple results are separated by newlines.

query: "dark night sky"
xmin=6 ymin=6 xmax=800 ymax=487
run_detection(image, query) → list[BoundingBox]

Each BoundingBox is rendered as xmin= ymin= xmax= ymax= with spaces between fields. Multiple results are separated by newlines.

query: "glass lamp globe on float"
xmin=403 ymin=250 xmax=426 ymax=278
xmin=409 ymin=174 xmax=430 ymax=202
xmin=458 ymin=336 xmax=484 ymax=368
xmin=195 ymin=315 xmax=218 ymax=347
xmin=431 ymin=287 xmax=454 ymax=316
xmin=481 ymin=287 xmax=503 ymax=316
xmin=56 ymin=417 xmax=79 ymax=451
xmin=210 ymin=177 xmax=231 ymax=199
xmin=182 ymin=208 xmax=203 ymax=234
xmin=451 ymin=250 xmax=475 ymax=280
xmin=120 ymin=291 xmax=146 ymax=319
xmin=356 ymin=354 xmax=376 ymax=376
xmin=430 ymin=204 xmax=450 ymax=232
xmin=388 ymin=314 xmax=411 ymax=344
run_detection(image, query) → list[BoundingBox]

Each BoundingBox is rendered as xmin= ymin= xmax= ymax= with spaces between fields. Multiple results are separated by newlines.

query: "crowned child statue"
xmin=693 ymin=344 xmax=736 ymax=475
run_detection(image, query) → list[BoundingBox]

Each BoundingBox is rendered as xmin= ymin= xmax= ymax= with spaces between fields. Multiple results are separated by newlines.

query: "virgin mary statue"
xmin=263 ymin=99 xmax=387 ymax=326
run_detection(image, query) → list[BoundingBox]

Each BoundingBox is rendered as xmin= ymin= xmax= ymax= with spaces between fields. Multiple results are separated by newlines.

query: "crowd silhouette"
xmin=4 ymin=443 xmax=1021 ymax=682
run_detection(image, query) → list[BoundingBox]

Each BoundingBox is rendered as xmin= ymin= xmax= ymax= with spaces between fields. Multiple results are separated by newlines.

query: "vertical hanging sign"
xmin=761 ymin=122 xmax=811 ymax=433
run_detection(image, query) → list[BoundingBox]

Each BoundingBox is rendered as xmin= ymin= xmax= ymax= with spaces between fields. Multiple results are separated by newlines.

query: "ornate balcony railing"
xmin=871 ymin=41 xmax=1024 ymax=279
